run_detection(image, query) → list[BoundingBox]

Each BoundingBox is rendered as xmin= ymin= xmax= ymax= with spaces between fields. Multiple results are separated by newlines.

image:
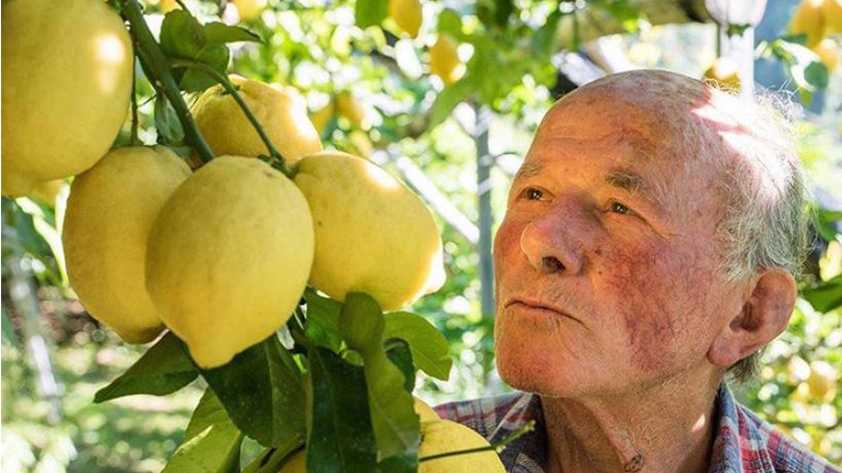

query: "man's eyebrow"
xmin=514 ymin=162 xmax=543 ymax=181
xmin=605 ymin=168 xmax=666 ymax=211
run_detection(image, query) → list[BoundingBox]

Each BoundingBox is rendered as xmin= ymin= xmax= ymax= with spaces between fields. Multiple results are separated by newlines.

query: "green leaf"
xmin=355 ymin=0 xmax=389 ymax=29
xmin=1 ymin=199 xmax=59 ymax=281
xmin=384 ymin=312 xmax=452 ymax=381
xmin=803 ymin=61 xmax=829 ymax=89
xmin=162 ymin=389 xmax=244 ymax=473
xmin=94 ymin=332 xmax=197 ymax=403
xmin=200 ymin=335 xmax=306 ymax=449
xmin=159 ymin=10 xmax=233 ymax=93
xmin=771 ymin=40 xmax=828 ymax=93
xmin=491 ymin=0 xmax=515 ymax=28
xmin=385 ymin=341 xmax=415 ymax=392
xmin=179 ymin=45 xmax=230 ymax=92
xmin=304 ymin=288 xmax=343 ymax=352
xmin=340 ymin=293 xmax=385 ymax=353
xmin=437 ymin=9 xmax=463 ymax=37
xmin=160 ymin=10 xmax=205 ymax=59
xmin=154 ymin=94 xmax=185 ymax=144
xmin=203 ymin=22 xmax=262 ymax=45
xmin=816 ymin=209 xmax=842 ymax=241
xmin=802 ymin=275 xmax=842 ymax=313
xmin=428 ymin=79 xmax=473 ymax=130
xmin=339 ymin=294 xmax=420 ymax=462
xmin=531 ymin=10 xmax=562 ymax=57
xmin=307 ymin=346 xmax=378 ymax=473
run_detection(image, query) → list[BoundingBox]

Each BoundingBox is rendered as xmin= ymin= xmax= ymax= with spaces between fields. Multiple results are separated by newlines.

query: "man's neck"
xmin=541 ymin=368 xmax=721 ymax=473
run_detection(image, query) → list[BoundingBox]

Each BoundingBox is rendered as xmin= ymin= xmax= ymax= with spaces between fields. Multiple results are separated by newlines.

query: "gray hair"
xmin=707 ymin=87 xmax=810 ymax=383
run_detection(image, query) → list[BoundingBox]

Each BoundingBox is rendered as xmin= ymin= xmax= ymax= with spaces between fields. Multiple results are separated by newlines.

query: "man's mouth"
xmin=504 ymin=298 xmax=579 ymax=322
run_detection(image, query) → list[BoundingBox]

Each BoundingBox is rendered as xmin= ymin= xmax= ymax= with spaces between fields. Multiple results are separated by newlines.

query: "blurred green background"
xmin=2 ymin=0 xmax=841 ymax=471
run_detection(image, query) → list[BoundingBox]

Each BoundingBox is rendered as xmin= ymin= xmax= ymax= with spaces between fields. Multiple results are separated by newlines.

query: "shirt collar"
xmin=491 ymin=384 xmax=778 ymax=473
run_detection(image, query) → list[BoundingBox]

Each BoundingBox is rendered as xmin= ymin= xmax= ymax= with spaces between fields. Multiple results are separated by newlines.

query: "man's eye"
xmin=522 ymin=187 xmax=544 ymax=201
xmin=609 ymin=201 xmax=632 ymax=215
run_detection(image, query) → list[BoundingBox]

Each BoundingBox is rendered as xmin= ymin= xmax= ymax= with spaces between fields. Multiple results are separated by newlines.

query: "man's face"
xmin=493 ymin=87 xmax=743 ymax=398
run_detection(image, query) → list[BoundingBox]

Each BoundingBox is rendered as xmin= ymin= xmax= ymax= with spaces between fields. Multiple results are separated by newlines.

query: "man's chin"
xmin=496 ymin=344 xmax=565 ymax=395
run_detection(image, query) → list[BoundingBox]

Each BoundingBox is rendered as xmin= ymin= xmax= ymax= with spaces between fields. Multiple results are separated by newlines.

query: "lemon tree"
xmin=3 ymin=0 xmax=516 ymax=471
xmin=3 ymin=0 xmax=841 ymax=470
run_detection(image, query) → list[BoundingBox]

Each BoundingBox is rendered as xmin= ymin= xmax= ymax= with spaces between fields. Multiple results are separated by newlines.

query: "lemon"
xmin=822 ymin=0 xmax=842 ymax=32
xmin=62 ymin=147 xmax=191 ymax=343
xmin=415 ymin=397 xmax=440 ymax=423
xmin=702 ymin=57 xmax=741 ymax=91
xmin=276 ymin=450 xmax=305 ymax=473
xmin=807 ymin=360 xmax=838 ymax=402
xmin=429 ymin=34 xmax=462 ymax=86
xmin=389 ymin=0 xmax=423 ymax=38
xmin=232 ymin=0 xmax=266 ymax=21
xmin=275 ymin=403 xmax=443 ymax=473
xmin=2 ymin=168 xmax=38 ymax=198
xmin=310 ymin=102 xmax=335 ymax=136
xmin=789 ymin=0 xmax=827 ymax=47
xmin=1 ymin=0 xmax=133 ymax=196
xmin=812 ymin=38 xmax=840 ymax=73
xmin=419 ymin=420 xmax=506 ymax=473
xmin=348 ymin=130 xmax=374 ymax=157
xmin=30 ymin=180 xmax=66 ymax=208
xmin=294 ymin=151 xmax=445 ymax=311
xmin=192 ymin=76 xmax=322 ymax=164
xmin=335 ymin=92 xmax=371 ymax=130
xmin=159 ymin=0 xmax=179 ymax=12
xmin=146 ymin=156 xmax=314 ymax=368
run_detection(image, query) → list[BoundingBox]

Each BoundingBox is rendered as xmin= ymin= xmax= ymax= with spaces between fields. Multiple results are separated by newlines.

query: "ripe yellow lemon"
xmin=703 ymin=57 xmax=741 ymax=91
xmin=62 ymin=147 xmax=191 ymax=344
xmin=30 ymin=180 xmax=66 ymax=207
xmin=2 ymin=0 xmax=133 ymax=194
xmin=310 ymin=102 xmax=335 ymax=136
xmin=419 ymin=420 xmax=506 ymax=473
xmin=192 ymin=76 xmax=322 ymax=164
xmin=389 ymin=0 xmax=423 ymax=38
xmin=812 ymin=38 xmax=840 ymax=73
xmin=232 ymin=0 xmax=266 ymax=21
xmin=807 ymin=360 xmax=839 ymax=402
xmin=277 ymin=450 xmax=305 ymax=473
xmin=822 ymin=0 xmax=842 ymax=32
xmin=430 ymin=34 xmax=462 ymax=86
xmin=415 ymin=397 xmax=441 ymax=423
xmin=146 ymin=156 xmax=314 ymax=368
xmin=789 ymin=0 xmax=827 ymax=47
xmin=2 ymin=167 xmax=38 ymax=198
xmin=335 ymin=92 xmax=371 ymax=130
xmin=293 ymin=151 xmax=445 ymax=311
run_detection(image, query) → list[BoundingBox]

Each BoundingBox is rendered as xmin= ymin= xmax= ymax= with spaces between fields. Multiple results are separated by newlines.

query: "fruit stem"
xmin=130 ymin=40 xmax=140 ymax=146
xmin=119 ymin=0 xmax=216 ymax=164
xmin=417 ymin=420 xmax=535 ymax=463
xmin=170 ymin=58 xmax=295 ymax=178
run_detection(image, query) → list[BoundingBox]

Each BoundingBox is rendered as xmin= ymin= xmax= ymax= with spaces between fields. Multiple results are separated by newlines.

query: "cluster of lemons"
xmin=4 ymin=0 xmax=446 ymax=369
xmin=2 ymin=0 xmax=508 ymax=469
xmin=789 ymin=0 xmax=842 ymax=71
xmin=703 ymin=0 xmax=841 ymax=93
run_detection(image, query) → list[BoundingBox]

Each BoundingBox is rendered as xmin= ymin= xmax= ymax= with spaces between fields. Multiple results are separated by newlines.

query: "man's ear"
xmin=707 ymin=268 xmax=797 ymax=368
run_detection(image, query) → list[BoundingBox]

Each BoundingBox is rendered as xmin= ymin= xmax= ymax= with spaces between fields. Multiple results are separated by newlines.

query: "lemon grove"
xmin=1 ymin=0 xmax=515 ymax=471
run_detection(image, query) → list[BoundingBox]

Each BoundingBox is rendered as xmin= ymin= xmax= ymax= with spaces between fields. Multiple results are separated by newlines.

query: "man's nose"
xmin=519 ymin=204 xmax=586 ymax=275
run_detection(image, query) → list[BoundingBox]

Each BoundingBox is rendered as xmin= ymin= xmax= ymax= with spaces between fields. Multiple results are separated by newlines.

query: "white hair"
xmin=705 ymin=87 xmax=810 ymax=382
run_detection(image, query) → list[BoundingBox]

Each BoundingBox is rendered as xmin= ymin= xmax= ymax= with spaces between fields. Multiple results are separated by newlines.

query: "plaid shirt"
xmin=434 ymin=384 xmax=841 ymax=473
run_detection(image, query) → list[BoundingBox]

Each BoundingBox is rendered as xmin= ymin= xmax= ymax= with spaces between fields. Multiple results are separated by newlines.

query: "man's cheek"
xmin=602 ymin=243 xmax=691 ymax=374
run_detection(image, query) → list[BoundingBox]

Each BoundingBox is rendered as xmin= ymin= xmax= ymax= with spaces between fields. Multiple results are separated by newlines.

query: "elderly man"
xmin=434 ymin=70 xmax=839 ymax=473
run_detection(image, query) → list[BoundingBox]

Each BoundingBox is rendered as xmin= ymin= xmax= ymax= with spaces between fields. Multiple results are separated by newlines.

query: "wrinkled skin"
xmin=493 ymin=70 xmax=797 ymax=473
